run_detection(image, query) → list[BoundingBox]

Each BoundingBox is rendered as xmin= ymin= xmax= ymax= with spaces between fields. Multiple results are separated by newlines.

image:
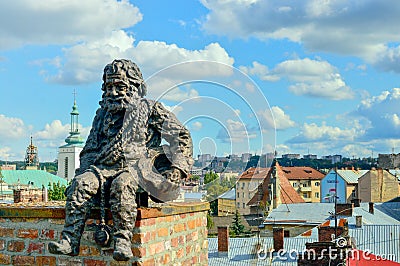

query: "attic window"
xmin=304 ymin=170 xmax=312 ymax=174
xmin=283 ymin=169 xmax=291 ymax=174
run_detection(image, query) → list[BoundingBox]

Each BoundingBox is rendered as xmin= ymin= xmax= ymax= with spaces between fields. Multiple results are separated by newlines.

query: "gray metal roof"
xmin=388 ymin=169 xmax=400 ymax=181
xmin=208 ymin=237 xmax=317 ymax=266
xmin=336 ymin=169 xmax=368 ymax=184
xmin=219 ymin=188 xmax=236 ymax=200
xmin=265 ymin=203 xmax=334 ymax=224
xmin=346 ymin=202 xmax=400 ymax=226
xmin=265 ymin=202 xmax=400 ymax=227
xmin=349 ymin=225 xmax=400 ymax=263
xmin=375 ymin=202 xmax=400 ymax=222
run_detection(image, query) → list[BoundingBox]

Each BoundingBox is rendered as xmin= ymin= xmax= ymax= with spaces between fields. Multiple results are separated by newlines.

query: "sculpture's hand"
xmin=161 ymin=167 xmax=182 ymax=184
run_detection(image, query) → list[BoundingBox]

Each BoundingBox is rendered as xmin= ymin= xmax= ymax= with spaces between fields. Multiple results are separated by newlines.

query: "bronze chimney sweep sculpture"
xmin=49 ymin=59 xmax=193 ymax=261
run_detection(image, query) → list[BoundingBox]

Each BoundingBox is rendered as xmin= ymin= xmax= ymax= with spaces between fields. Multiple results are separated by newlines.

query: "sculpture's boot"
xmin=49 ymin=172 xmax=99 ymax=256
xmin=110 ymin=172 xmax=138 ymax=261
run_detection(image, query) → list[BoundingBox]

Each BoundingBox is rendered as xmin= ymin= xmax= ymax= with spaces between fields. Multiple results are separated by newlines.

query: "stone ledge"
xmin=0 ymin=201 xmax=209 ymax=220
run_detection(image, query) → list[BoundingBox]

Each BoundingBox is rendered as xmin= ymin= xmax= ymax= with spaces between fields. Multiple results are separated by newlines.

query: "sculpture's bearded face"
xmin=102 ymin=80 xmax=134 ymax=112
xmin=101 ymin=59 xmax=147 ymax=113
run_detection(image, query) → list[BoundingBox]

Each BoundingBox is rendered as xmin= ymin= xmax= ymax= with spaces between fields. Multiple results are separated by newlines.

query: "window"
xmin=64 ymin=157 xmax=68 ymax=179
xmin=242 ymin=192 xmax=245 ymax=198
xmin=315 ymin=182 xmax=320 ymax=186
xmin=237 ymin=202 xmax=240 ymax=208
xmin=293 ymin=182 xmax=297 ymax=187
xmin=303 ymin=193 xmax=308 ymax=198
xmin=237 ymin=192 xmax=240 ymax=198
xmin=242 ymin=182 xmax=245 ymax=189
xmin=315 ymin=192 xmax=320 ymax=198
xmin=242 ymin=203 xmax=245 ymax=209
xmin=351 ymin=190 xmax=356 ymax=199
xmin=302 ymin=183 xmax=308 ymax=187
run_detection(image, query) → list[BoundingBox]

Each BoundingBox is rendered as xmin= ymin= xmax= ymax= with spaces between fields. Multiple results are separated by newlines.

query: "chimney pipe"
xmin=217 ymin=226 xmax=229 ymax=256
xmin=369 ymin=202 xmax=374 ymax=214
xmin=355 ymin=216 xmax=362 ymax=228
xmin=351 ymin=198 xmax=360 ymax=207
xmin=273 ymin=227 xmax=284 ymax=252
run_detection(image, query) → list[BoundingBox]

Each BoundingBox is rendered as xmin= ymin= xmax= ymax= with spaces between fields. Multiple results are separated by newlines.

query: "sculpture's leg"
xmin=49 ymin=172 xmax=99 ymax=256
xmin=110 ymin=171 xmax=138 ymax=261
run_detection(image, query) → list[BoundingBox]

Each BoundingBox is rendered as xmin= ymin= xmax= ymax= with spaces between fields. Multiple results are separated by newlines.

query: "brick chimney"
xmin=217 ymin=226 xmax=229 ymax=256
xmin=369 ymin=202 xmax=374 ymax=214
xmin=318 ymin=226 xmax=345 ymax=242
xmin=335 ymin=203 xmax=353 ymax=216
xmin=273 ymin=227 xmax=284 ymax=252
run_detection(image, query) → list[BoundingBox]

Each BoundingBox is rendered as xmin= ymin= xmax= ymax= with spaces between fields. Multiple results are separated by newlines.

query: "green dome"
xmin=70 ymin=102 xmax=79 ymax=115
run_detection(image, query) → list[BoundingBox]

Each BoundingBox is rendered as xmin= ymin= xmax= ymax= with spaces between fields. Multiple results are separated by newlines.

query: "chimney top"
xmin=217 ymin=226 xmax=229 ymax=256
xmin=369 ymin=202 xmax=374 ymax=214
xmin=273 ymin=227 xmax=284 ymax=252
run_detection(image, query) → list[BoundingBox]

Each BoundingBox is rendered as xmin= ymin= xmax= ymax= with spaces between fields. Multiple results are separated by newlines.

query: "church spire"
xmin=65 ymin=93 xmax=84 ymax=146
xmin=24 ymin=135 xmax=39 ymax=170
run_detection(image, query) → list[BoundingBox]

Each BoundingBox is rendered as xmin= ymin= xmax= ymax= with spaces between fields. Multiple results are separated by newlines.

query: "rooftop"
xmin=1 ymin=170 xmax=67 ymax=189
xmin=218 ymin=188 xmax=236 ymax=200
xmin=281 ymin=166 xmax=324 ymax=180
xmin=247 ymin=161 xmax=305 ymax=206
xmin=335 ymin=169 xmax=368 ymax=184
xmin=267 ymin=202 xmax=400 ymax=227
xmin=238 ymin=167 xmax=270 ymax=180
xmin=208 ymin=236 xmax=317 ymax=266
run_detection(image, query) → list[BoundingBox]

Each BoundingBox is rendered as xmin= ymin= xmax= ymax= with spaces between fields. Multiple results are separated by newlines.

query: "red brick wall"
xmin=0 ymin=202 xmax=209 ymax=265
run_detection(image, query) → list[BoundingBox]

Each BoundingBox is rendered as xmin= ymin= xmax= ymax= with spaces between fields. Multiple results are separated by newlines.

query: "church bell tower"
xmin=57 ymin=95 xmax=85 ymax=182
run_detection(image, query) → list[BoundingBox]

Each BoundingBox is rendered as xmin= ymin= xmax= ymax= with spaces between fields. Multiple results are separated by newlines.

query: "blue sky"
xmin=1 ymin=0 xmax=400 ymax=162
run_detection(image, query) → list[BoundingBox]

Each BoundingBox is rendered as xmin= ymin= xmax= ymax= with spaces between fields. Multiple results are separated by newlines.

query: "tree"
xmin=189 ymin=175 xmax=200 ymax=182
xmin=206 ymin=211 xmax=214 ymax=230
xmin=48 ymin=182 xmax=67 ymax=201
xmin=204 ymin=171 xmax=218 ymax=184
xmin=230 ymin=210 xmax=247 ymax=237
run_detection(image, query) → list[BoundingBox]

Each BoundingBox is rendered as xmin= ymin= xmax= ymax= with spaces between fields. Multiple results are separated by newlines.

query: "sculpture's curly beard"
xmin=101 ymin=93 xmax=140 ymax=114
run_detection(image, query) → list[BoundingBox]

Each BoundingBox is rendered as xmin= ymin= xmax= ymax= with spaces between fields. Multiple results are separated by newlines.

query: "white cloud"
xmin=191 ymin=121 xmax=203 ymax=131
xmin=258 ymin=106 xmax=295 ymax=130
xmin=201 ymin=1 xmax=400 ymax=73
xmin=163 ymin=105 xmax=184 ymax=116
xmin=1 ymin=1 xmax=236 ymax=87
xmin=34 ymin=120 xmax=70 ymax=140
xmin=353 ymin=88 xmax=400 ymax=139
xmin=160 ymin=87 xmax=199 ymax=102
xmin=0 ymin=147 xmax=12 ymax=160
xmin=34 ymin=120 xmax=90 ymax=142
xmin=0 ymin=114 xmax=30 ymax=140
xmin=217 ymin=119 xmax=257 ymax=143
xmin=43 ymin=38 xmax=234 ymax=87
xmin=242 ymin=58 xmax=354 ymax=100
xmin=288 ymin=122 xmax=361 ymax=143
xmin=0 ymin=0 xmax=142 ymax=50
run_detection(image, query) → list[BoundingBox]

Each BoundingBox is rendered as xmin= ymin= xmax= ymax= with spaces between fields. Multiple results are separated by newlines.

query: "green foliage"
xmin=48 ymin=182 xmax=67 ymax=201
xmin=204 ymin=171 xmax=218 ymax=184
xmin=204 ymin=175 xmax=236 ymax=215
xmin=189 ymin=175 xmax=200 ymax=182
xmin=206 ymin=211 xmax=214 ymax=229
xmin=230 ymin=210 xmax=247 ymax=237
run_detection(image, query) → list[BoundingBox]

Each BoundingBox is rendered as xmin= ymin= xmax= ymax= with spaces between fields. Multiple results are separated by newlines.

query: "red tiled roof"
xmin=238 ymin=167 xmax=270 ymax=180
xmin=281 ymin=166 xmax=324 ymax=180
xmin=247 ymin=161 xmax=305 ymax=206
